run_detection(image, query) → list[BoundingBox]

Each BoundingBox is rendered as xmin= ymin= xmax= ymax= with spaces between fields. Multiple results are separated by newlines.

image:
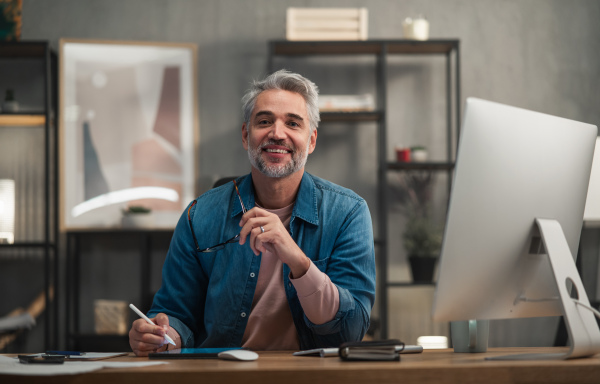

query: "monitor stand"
xmin=487 ymin=218 xmax=600 ymax=360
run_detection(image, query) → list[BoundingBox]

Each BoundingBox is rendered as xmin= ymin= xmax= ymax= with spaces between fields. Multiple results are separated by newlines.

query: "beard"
xmin=247 ymin=136 xmax=310 ymax=178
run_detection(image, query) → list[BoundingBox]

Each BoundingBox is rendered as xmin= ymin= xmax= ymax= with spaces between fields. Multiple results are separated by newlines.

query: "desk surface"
xmin=4 ymin=348 xmax=600 ymax=384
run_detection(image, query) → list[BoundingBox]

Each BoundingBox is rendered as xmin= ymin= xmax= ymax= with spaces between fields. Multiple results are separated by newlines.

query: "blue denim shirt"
xmin=148 ymin=172 xmax=376 ymax=349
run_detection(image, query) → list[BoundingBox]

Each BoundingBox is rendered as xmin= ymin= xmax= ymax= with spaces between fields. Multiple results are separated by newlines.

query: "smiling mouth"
xmin=263 ymin=148 xmax=291 ymax=154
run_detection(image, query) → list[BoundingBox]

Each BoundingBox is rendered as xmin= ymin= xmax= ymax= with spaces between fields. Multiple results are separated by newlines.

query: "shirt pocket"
xmin=312 ymin=257 xmax=330 ymax=273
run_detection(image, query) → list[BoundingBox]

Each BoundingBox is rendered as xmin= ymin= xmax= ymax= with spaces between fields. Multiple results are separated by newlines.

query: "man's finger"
xmin=154 ymin=313 xmax=170 ymax=328
xmin=134 ymin=318 xmax=166 ymax=337
xmin=239 ymin=217 xmax=269 ymax=245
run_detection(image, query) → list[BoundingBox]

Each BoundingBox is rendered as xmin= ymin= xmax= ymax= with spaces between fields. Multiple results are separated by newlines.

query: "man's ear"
xmin=242 ymin=122 xmax=249 ymax=150
xmin=307 ymin=128 xmax=317 ymax=154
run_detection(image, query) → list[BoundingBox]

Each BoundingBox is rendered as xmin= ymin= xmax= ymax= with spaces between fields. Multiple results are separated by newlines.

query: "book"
xmin=294 ymin=345 xmax=422 ymax=358
xmin=318 ymin=94 xmax=375 ymax=112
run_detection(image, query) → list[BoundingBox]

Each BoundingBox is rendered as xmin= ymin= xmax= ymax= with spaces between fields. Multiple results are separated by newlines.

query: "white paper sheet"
xmin=0 ymin=355 xmax=167 ymax=376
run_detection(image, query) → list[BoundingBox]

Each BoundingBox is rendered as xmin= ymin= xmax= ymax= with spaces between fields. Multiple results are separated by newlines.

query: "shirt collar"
xmin=229 ymin=172 xmax=319 ymax=226
xmin=292 ymin=172 xmax=319 ymax=226
xmin=230 ymin=174 xmax=255 ymax=218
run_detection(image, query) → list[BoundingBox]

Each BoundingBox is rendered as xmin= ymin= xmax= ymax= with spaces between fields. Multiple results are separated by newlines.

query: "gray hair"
xmin=242 ymin=69 xmax=320 ymax=131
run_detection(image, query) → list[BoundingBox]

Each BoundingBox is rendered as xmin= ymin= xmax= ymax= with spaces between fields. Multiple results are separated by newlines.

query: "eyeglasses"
xmin=188 ymin=179 xmax=247 ymax=253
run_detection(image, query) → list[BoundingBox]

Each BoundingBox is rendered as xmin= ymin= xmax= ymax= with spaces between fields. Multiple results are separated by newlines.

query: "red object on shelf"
xmin=396 ymin=148 xmax=411 ymax=162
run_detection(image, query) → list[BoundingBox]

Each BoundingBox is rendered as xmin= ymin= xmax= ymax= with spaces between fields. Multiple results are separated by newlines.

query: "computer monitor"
xmin=432 ymin=98 xmax=600 ymax=359
xmin=583 ymin=137 xmax=600 ymax=223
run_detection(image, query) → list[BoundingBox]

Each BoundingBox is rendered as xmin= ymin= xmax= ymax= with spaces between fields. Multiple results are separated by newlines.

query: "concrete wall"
xmin=4 ymin=0 xmax=598 ymax=350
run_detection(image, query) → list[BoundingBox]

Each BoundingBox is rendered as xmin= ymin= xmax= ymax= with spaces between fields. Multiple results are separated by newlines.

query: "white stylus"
xmin=129 ymin=303 xmax=176 ymax=346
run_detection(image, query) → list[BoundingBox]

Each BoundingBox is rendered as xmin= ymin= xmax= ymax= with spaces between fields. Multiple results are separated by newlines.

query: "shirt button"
xmin=241 ymin=312 xmax=246 ymax=318
xmin=288 ymin=282 xmax=292 ymax=288
xmin=250 ymin=272 xmax=255 ymax=278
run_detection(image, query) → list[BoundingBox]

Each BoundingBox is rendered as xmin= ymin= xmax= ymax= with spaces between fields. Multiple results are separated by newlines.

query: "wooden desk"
xmin=5 ymin=348 xmax=600 ymax=384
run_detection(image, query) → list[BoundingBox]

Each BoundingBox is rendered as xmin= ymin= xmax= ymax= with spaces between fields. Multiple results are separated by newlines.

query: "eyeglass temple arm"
xmin=187 ymin=200 xmax=201 ymax=251
xmin=233 ymin=180 xmax=247 ymax=214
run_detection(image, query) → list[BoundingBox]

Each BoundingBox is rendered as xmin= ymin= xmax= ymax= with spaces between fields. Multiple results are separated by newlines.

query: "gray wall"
xmin=8 ymin=0 xmax=600 ymax=350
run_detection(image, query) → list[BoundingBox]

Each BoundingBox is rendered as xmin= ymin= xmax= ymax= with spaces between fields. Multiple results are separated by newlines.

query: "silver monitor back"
xmin=432 ymin=98 xmax=597 ymax=322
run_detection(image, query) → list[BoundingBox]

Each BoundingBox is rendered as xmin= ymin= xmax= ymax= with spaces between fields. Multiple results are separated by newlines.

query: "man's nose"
xmin=269 ymin=120 xmax=286 ymax=140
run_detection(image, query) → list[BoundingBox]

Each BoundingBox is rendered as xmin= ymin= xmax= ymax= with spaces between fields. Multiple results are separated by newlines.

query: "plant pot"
xmin=408 ymin=255 xmax=437 ymax=283
xmin=121 ymin=213 xmax=154 ymax=228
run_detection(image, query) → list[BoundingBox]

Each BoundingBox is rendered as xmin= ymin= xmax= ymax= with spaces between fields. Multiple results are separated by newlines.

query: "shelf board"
xmin=271 ymin=39 xmax=459 ymax=56
xmin=320 ymin=111 xmax=382 ymax=122
xmin=0 ymin=114 xmax=46 ymax=126
xmin=0 ymin=242 xmax=56 ymax=248
xmin=69 ymin=333 xmax=130 ymax=352
xmin=0 ymin=42 xmax=48 ymax=58
xmin=387 ymin=161 xmax=455 ymax=171
xmin=66 ymin=228 xmax=175 ymax=235
xmin=70 ymin=333 xmax=129 ymax=340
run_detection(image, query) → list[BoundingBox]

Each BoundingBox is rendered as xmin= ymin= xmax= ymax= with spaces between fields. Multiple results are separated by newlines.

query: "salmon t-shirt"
xmin=241 ymin=203 xmax=340 ymax=350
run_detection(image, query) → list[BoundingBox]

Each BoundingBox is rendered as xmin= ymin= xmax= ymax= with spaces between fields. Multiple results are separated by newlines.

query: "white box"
xmin=287 ymin=8 xmax=368 ymax=41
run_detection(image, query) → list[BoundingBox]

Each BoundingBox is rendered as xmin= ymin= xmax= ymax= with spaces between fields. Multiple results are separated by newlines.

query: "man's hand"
xmin=239 ymin=207 xmax=310 ymax=278
xmin=129 ymin=313 xmax=172 ymax=356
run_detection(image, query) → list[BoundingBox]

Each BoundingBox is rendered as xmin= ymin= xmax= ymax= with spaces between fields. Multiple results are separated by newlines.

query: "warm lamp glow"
xmin=71 ymin=186 xmax=179 ymax=217
xmin=0 ymin=179 xmax=15 ymax=244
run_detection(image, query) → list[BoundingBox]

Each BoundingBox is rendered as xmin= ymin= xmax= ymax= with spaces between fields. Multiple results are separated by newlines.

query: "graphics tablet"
xmin=149 ymin=347 xmax=243 ymax=359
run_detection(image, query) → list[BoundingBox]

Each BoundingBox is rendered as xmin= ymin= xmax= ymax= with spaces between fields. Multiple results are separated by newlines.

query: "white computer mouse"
xmin=217 ymin=349 xmax=259 ymax=361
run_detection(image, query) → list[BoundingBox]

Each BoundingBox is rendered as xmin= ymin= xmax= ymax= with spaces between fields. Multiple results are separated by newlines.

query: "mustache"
xmin=259 ymin=139 xmax=294 ymax=151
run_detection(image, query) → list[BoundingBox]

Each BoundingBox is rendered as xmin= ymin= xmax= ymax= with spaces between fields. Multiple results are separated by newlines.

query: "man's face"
xmin=242 ymin=89 xmax=317 ymax=178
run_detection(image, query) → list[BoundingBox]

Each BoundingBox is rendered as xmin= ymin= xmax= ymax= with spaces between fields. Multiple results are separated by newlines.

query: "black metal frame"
xmin=65 ymin=230 xmax=173 ymax=350
xmin=0 ymin=41 xmax=59 ymax=350
xmin=267 ymin=39 xmax=461 ymax=338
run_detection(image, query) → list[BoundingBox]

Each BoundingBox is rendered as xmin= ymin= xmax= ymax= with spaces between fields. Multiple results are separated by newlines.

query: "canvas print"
xmin=0 ymin=0 xmax=21 ymax=41
xmin=60 ymin=40 xmax=198 ymax=230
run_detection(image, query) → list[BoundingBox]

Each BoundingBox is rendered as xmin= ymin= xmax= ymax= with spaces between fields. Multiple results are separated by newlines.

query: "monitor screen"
xmin=432 ymin=98 xmax=597 ymax=323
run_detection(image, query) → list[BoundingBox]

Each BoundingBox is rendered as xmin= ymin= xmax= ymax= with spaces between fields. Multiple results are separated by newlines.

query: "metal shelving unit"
xmin=268 ymin=39 xmax=461 ymax=338
xmin=0 ymin=41 xmax=58 ymax=349
xmin=65 ymin=229 xmax=173 ymax=351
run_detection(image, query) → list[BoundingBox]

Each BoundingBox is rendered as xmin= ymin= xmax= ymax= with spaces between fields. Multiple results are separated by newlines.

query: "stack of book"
xmin=318 ymin=94 xmax=375 ymax=112
xmin=286 ymin=8 xmax=368 ymax=41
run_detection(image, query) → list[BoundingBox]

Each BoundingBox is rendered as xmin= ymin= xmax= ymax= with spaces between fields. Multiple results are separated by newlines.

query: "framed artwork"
xmin=59 ymin=39 xmax=198 ymax=230
xmin=0 ymin=0 xmax=22 ymax=41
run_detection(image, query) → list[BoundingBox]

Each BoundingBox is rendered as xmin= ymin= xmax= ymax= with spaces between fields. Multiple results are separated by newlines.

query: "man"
xmin=129 ymin=70 xmax=376 ymax=355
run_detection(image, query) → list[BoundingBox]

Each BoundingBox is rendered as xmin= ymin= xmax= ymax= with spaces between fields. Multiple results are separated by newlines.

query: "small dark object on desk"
xmin=339 ymin=339 xmax=404 ymax=361
xmin=18 ymin=354 xmax=65 ymax=364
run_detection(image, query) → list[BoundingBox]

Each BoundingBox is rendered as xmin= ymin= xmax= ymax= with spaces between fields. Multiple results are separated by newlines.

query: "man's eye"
xmin=258 ymin=119 xmax=270 ymax=125
xmin=288 ymin=121 xmax=300 ymax=127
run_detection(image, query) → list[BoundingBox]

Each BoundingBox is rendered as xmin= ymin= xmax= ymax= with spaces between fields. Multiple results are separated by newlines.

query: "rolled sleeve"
xmin=291 ymin=261 xmax=340 ymax=325
xmin=166 ymin=315 xmax=194 ymax=347
xmin=147 ymin=202 xmax=206 ymax=348
xmin=307 ymin=199 xmax=375 ymax=343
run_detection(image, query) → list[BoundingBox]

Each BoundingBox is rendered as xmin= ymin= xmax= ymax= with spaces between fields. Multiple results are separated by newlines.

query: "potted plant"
xmin=121 ymin=205 xmax=154 ymax=228
xmin=403 ymin=212 xmax=442 ymax=283
xmin=391 ymin=171 xmax=443 ymax=283
xmin=410 ymin=145 xmax=428 ymax=162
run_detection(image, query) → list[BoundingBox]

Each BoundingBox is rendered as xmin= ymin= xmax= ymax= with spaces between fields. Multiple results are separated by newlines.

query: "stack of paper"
xmin=286 ymin=8 xmax=368 ymax=41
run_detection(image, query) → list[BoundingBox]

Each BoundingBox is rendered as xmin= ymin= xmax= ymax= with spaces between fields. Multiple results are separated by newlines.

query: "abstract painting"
xmin=0 ymin=0 xmax=21 ymax=41
xmin=60 ymin=39 xmax=198 ymax=230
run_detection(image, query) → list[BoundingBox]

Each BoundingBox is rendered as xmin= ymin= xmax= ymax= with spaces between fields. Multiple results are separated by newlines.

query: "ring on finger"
xmin=260 ymin=226 xmax=265 ymax=233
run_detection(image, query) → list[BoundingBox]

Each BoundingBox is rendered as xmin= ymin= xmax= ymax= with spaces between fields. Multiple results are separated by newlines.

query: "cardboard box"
xmin=94 ymin=299 xmax=129 ymax=335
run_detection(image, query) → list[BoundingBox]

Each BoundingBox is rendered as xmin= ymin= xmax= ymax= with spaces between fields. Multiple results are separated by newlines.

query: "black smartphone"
xmin=18 ymin=354 xmax=65 ymax=364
